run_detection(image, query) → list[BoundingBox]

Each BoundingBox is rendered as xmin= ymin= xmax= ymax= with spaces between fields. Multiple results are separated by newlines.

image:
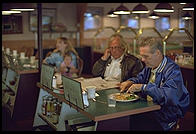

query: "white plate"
xmin=109 ymin=93 xmax=139 ymax=102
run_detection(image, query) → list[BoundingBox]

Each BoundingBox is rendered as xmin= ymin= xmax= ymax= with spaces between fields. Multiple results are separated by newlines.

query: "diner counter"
xmin=178 ymin=63 xmax=194 ymax=70
xmin=34 ymin=82 xmax=160 ymax=131
xmin=36 ymin=82 xmax=160 ymax=121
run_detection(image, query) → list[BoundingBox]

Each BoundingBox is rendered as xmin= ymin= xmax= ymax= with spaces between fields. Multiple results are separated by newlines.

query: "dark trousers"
xmin=130 ymin=112 xmax=163 ymax=131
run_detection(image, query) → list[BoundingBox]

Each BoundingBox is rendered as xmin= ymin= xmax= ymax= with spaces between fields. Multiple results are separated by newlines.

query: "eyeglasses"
xmin=108 ymin=46 xmax=121 ymax=50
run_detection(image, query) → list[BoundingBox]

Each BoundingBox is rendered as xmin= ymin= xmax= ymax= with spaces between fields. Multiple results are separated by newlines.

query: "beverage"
xmin=107 ymin=95 xmax=116 ymax=107
xmin=86 ymin=86 xmax=96 ymax=99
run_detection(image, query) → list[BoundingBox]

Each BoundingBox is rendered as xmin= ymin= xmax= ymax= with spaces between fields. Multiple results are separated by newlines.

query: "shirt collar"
xmin=151 ymin=56 xmax=167 ymax=74
xmin=111 ymin=54 xmax=124 ymax=62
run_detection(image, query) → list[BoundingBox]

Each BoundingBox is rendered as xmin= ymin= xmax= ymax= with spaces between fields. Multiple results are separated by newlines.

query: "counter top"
xmin=37 ymin=82 xmax=160 ymax=122
xmin=178 ymin=63 xmax=194 ymax=70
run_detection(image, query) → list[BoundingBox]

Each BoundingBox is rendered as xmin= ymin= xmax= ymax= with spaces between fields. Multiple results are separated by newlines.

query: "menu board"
xmin=40 ymin=63 xmax=55 ymax=89
xmin=62 ymin=75 xmax=84 ymax=110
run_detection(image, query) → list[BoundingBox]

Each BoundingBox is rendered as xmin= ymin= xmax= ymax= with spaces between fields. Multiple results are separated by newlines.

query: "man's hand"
xmin=126 ymin=84 xmax=143 ymax=93
xmin=119 ymin=80 xmax=133 ymax=92
xmin=101 ymin=48 xmax=111 ymax=61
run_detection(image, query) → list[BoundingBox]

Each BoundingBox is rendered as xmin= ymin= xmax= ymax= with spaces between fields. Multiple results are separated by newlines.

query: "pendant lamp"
xmin=154 ymin=3 xmax=174 ymax=13
xmin=107 ymin=8 xmax=118 ymax=17
xmin=182 ymin=12 xmax=192 ymax=20
xmin=132 ymin=3 xmax=150 ymax=14
xmin=113 ymin=3 xmax=130 ymax=15
xmin=148 ymin=11 xmax=160 ymax=19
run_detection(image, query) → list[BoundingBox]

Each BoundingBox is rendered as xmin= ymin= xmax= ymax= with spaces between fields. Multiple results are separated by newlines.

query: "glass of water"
xmin=107 ymin=95 xmax=116 ymax=107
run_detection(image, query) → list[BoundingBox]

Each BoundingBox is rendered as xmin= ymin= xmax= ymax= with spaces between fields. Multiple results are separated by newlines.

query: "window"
xmin=155 ymin=16 xmax=170 ymax=32
xmin=120 ymin=14 xmax=139 ymax=29
xmin=178 ymin=9 xmax=192 ymax=32
xmin=84 ymin=7 xmax=103 ymax=31
xmin=29 ymin=8 xmax=56 ymax=32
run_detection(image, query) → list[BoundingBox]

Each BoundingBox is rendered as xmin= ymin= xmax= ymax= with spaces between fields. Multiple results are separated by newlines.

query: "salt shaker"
xmin=52 ymin=76 xmax=57 ymax=88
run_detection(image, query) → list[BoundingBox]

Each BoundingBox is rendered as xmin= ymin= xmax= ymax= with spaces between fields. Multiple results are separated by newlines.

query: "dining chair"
xmin=76 ymin=56 xmax=84 ymax=77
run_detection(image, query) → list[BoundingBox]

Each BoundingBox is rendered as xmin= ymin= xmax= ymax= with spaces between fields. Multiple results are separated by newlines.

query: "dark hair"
xmin=140 ymin=37 xmax=163 ymax=54
xmin=63 ymin=52 xmax=72 ymax=59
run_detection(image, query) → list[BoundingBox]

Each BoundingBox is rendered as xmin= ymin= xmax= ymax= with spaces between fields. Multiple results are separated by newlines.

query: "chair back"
xmin=77 ymin=56 xmax=84 ymax=77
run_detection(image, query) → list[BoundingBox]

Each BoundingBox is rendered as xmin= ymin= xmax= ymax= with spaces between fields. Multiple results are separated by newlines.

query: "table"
xmin=34 ymin=82 xmax=160 ymax=131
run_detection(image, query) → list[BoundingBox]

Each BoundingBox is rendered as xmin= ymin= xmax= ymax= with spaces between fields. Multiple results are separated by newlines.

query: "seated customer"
xmin=43 ymin=37 xmax=79 ymax=73
xmin=119 ymin=37 xmax=190 ymax=131
xmin=60 ymin=52 xmax=77 ymax=78
xmin=92 ymin=34 xmax=144 ymax=82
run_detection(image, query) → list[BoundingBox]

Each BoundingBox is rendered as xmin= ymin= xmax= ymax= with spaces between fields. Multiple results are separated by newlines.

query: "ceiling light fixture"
xmin=11 ymin=8 xmax=35 ymax=11
xmin=107 ymin=8 xmax=118 ymax=17
xmin=113 ymin=3 xmax=130 ymax=15
xmin=182 ymin=12 xmax=192 ymax=20
xmin=154 ymin=3 xmax=174 ymax=13
xmin=2 ymin=10 xmax=21 ymax=15
xmin=132 ymin=3 xmax=150 ymax=14
xmin=182 ymin=3 xmax=194 ymax=11
xmin=148 ymin=11 xmax=160 ymax=19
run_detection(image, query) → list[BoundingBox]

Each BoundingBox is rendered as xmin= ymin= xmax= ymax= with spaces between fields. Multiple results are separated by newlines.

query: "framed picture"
xmin=2 ymin=15 xmax=23 ymax=34
xmin=155 ymin=15 xmax=170 ymax=32
xmin=84 ymin=6 xmax=103 ymax=31
xmin=29 ymin=8 xmax=56 ymax=32
xmin=120 ymin=14 xmax=140 ymax=29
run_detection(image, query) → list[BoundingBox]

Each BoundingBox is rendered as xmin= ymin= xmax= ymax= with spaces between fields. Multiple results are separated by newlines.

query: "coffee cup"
xmin=30 ymin=56 xmax=35 ymax=64
xmin=13 ymin=50 xmax=17 ymax=57
xmin=86 ymin=86 xmax=96 ymax=99
xmin=6 ymin=48 xmax=10 ymax=55
xmin=20 ymin=52 xmax=25 ymax=59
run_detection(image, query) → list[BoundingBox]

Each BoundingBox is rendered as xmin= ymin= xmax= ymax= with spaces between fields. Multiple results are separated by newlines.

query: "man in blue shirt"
xmin=120 ymin=37 xmax=190 ymax=131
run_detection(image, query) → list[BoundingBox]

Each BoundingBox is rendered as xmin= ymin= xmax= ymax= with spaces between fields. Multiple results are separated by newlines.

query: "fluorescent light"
xmin=2 ymin=10 xmax=21 ymax=14
xmin=180 ymin=3 xmax=186 ymax=5
xmin=11 ymin=8 xmax=35 ymax=11
xmin=182 ymin=8 xmax=194 ymax=11
xmin=183 ymin=3 xmax=194 ymax=11
xmin=2 ymin=12 xmax=11 ymax=15
xmin=114 ymin=10 xmax=130 ymax=15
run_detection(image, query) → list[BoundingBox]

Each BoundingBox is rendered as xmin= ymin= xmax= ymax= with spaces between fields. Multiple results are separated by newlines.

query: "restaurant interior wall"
xmin=2 ymin=3 xmax=77 ymax=48
xmin=2 ymin=3 xmax=194 ymax=54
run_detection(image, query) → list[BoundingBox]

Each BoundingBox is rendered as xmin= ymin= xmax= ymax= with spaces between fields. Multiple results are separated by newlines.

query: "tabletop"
xmin=37 ymin=82 xmax=161 ymax=122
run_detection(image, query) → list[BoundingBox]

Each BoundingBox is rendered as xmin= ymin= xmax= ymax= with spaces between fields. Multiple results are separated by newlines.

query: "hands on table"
xmin=117 ymin=80 xmax=143 ymax=93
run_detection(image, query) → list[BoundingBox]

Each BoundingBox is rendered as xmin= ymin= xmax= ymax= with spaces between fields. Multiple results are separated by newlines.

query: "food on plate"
xmin=114 ymin=93 xmax=136 ymax=101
